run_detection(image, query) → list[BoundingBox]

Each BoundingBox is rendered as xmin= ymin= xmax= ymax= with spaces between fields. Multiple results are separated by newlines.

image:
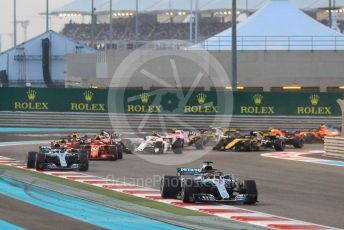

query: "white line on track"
xmin=261 ymin=151 xmax=344 ymax=167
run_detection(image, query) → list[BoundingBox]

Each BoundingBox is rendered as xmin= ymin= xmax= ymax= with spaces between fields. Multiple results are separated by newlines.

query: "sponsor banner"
xmin=233 ymin=92 xmax=341 ymax=116
xmin=0 ymin=88 xmax=108 ymax=113
xmin=67 ymin=89 xmax=108 ymax=113
xmin=119 ymin=89 xmax=229 ymax=115
xmin=0 ymin=88 xmax=341 ymax=116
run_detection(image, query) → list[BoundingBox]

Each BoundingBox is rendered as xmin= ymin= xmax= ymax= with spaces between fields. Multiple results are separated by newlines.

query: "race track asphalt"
xmin=0 ymin=133 xmax=343 ymax=229
xmin=0 ymin=195 xmax=102 ymax=230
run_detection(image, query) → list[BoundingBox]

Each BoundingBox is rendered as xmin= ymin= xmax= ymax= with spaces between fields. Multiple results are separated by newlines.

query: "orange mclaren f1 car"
xmin=294 ymin=124 xmax=340 ymax=143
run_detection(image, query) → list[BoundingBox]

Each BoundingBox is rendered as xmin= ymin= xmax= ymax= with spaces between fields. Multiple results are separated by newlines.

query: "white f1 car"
xmin=136 ymin=134 xmax=184 ymax=154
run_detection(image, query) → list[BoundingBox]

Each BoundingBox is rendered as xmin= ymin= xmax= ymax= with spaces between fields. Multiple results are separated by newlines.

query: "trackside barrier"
xmin=0 ymin=88 xmax=341 ymax=116
xmin=337 ymin=99 xmax=344 ymax=136
xmin=0 ymin=112 xmax=340 ymax=132
xmin=324 ymin=137 xmax=344 ymax=159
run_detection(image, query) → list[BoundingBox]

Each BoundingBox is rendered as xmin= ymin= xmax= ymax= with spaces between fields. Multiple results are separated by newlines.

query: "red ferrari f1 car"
xmin=80 ymin=131 xmax=123 ymax=160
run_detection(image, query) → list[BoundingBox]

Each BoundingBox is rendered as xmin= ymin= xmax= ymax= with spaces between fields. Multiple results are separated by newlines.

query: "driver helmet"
xmin=205 ymin=172 xmax=214 ymax=179
xmin=113 ymin=131 xmax=120 ymax=138
xmin=152 ymin=131 xmax=160 ymax=137
xmin=102 ymin=130 xmax=110 ymax=137
xmin=202 ymin=164 xmax=213 ymax=172
xmin=319 ymin=124 xmax=326 ymax=130
xmin=72 ymin=132 xmax=79 ymax=138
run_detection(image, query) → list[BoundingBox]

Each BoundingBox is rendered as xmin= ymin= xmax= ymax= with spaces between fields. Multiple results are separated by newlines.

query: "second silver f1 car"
xmin=160 ymin=162 xmax=258 ymax=204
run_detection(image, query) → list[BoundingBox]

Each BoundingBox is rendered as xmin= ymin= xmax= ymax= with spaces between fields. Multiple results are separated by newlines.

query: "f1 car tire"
xmin=274 ymin=139 xmax=286 ymax=151
xmin=122 ymin=140 xmax=134 ymax=154
xmin=172 ymin=139 xmax=183 ymax=154
xmin=109 ymin=146 xmax=118 ymax=161
xmin=160 ymin=176 xmax=180 ymax=199
xmin=79 ymin=150 xmax=89 ymax=171
xmin=116 ymin=144 xmax=123 ymax=159
xmin=213 ymin=139 xmax=226 ymax=151
xmin=293 ymin=138 xmax=304 ymax=148
xmin=305 ymin=134 xmax=315 ymax=144
xmin=154 ymin=141 xmax=164 ymax=154
xmin=27 ymin=152 xmax=37 ymax=169
xmin=242 ymin=180 xmax=258 ymax=205
xmin=244 ymin=141 xmax=252 ymax=152
xmin=35 ymin=153 xmax=46 ymax=171
xmin=181 ymin=179 xmax=195 ymax=203
xmin=195 ymin=138 xmax=205 ymax=150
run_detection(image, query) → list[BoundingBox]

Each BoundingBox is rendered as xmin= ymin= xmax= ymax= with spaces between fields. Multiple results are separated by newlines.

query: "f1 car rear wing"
xmin=177 ymin=168 xmax=202 ymax=176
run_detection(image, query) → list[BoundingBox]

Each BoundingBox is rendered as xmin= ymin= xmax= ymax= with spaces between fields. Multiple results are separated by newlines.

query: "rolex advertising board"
xmin=0 ymin=88 xmax=52 ymax=112
xmin=295 ymin=94 xmax=335 ymax=116
xmin=13 ymin=88 xmax=50 ymax=111
xmin=0 ymin=88 xmax=108 ymax=113
xmin=0 ymin=88 xmax=341 ymax=116
xmin=109 ymin=89 xmax=231 ymax=115
xmin=68 ymin=89 xmax=108 ymax=113
xmin=233 ymin=92 xmax=341 ymax=116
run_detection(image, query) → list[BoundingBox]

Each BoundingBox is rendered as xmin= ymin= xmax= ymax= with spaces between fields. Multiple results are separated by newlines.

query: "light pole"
xmin=13 ymin=0 xmax=17 ymax=46
xmin=189 ymin=0 xmax=193 ymax=42
xmin=232 ymin=0 xmax=237 ymax=91
xmin=91 ymin=0 xmax=95 ymax=48
xmin=109 ymin=0 xmax=113 ymax=49
xmin=135 ymin=0 xmax=139 ymax=46
xmin=46 ymin=0 xmax=49 ymax=32
xmin=329 ymin=0 xmax=332 ymax=28
xmin=195 ymin=0 xmax=199 ymax=42
xmin=332 ymin=0 xmax=337 ymax=30
xmin=245 ymin=0 xmax=249 ymax=15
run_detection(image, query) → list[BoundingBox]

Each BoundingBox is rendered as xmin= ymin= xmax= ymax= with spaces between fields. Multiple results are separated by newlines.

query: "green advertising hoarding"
xmin=110 ymin=89 xmax=232 ymax=115
xmin=0 ymin=88 xmax=109 ymax=113
xmin=233 ymin=92 xmax=341 ymax=116
xmin=0 ymin=88 xmax=341 ymax=116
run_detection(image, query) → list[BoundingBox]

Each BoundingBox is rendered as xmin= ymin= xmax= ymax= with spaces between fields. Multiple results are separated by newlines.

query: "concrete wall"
xmin=65 ymin=50 xmax=344 ymax=91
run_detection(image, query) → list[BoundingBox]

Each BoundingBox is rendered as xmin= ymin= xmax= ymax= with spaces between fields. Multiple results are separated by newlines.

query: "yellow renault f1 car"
xmin=213 ymin=131 xmax=286 ymax=152
xmin=187 ymin=127 xmax=240 ymax=149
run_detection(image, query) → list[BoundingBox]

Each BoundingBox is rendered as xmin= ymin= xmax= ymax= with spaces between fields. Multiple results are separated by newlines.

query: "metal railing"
xmin=0 ymin=111 xmax=340 ymax=132
xmin=84 ymin=36 xmax=344 ymax=51
xmin=88 ymin=40 xmax=192 ymax=50
xmin=202 ymin=36 xmax=344 ymax=51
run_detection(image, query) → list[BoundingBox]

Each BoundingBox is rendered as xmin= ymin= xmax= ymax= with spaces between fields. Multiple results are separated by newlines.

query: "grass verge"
xmin=0 ymin=165 xmax=208 ymax=216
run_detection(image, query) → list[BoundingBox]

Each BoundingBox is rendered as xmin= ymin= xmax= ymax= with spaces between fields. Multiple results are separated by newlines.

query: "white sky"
xmin=0 ymin=0 xmax=74 ymax=52
xmin=0 ymin=0 xmax=339 ymax=52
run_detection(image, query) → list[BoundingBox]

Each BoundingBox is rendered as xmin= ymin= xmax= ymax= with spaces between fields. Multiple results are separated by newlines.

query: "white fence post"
xmin=336 ymin=99 xmax=344 ymax=137
xmin=325 ymin=136 xmax=344 ymax=159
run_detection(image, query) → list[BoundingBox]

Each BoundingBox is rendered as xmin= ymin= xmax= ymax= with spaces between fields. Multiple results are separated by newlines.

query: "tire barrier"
xmin=324 ymin=136 xmax=344 ymax=159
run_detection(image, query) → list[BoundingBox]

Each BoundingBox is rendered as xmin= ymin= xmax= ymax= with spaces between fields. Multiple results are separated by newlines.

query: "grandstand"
xmin=62 ymin=1 xmax=344 ymax=92
xmin=53 ymin=0 xmax=344 ymax=49
xmin=62 ymin=18 xmax=231 ymax=49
